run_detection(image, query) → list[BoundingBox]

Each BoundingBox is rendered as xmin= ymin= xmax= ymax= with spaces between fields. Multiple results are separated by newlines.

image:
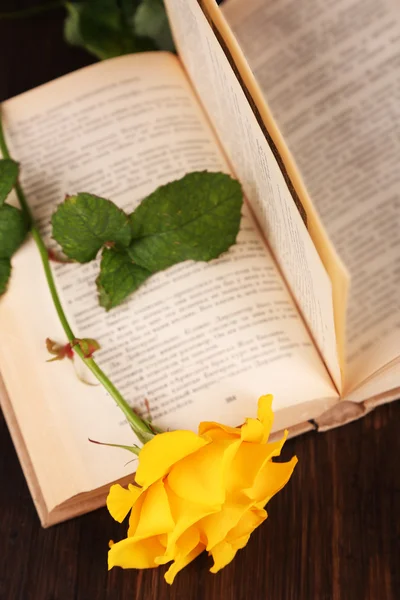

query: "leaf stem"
xmin=0 ymin=110 xmax=153 ymax=438
xmin=0 ymin=1 xmax=65 ymax=20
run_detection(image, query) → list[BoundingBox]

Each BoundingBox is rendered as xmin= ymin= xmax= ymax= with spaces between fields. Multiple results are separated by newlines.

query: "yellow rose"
xmin=107 ymin=395 xmax=297 ymax=584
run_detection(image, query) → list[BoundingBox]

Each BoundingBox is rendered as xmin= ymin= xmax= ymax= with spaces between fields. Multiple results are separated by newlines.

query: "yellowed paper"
xmin=165 ymin=0 xmax=343 ymax=389
xmin=223 ymin=0 xmax=400 ymax=392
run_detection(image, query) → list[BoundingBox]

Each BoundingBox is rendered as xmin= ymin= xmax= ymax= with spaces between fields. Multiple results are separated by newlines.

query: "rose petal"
xmin=198 ymin=421 xmax=240 ymax=439
xmin=209 ymin=540 xmax=237 ymax=574
xmin=200 ymin=395 xmax=274 ymax=444
xmin=200 ymin=499 xmax=252 ymax=551
xmin=164 ymin=541 xmax=204 ymax=584
xmin=135 ymin=431 xmax=209 ymax=489
xmin=133 ymin=479 xmax=175 ymax=541
xmin=208 ymin=508 xmax=267 ymax=572
xmin=106 ymin=483 xmax=142 ymax=523
xmin=167 ymin=439 xmax=241 ymax=506
xmin=163 ymin=483 xmax=219 ymax=556
xmin=249 ymin=456 xmax=298 ymax=505
xmin=160 ymin=525 xmax=201 ymax=568
xmin=240 ymin=417 xmax=265 ymax=443
xmin=226 ymin=433 xmax=289 ymax=494
xmin=127 ymin=491 xmax=147 ymax=537
xmin=256 ymin=394 xmax=274 ymax=441
xmin=108 ymin=536 xmax=166 ymax=569
xmin=208 ymin=508 xmax=265 ymax=574
xmin=226 ymin=507 xmax=266 ymax=544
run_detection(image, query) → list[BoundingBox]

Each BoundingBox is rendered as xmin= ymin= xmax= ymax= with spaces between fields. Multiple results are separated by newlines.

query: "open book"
xmin=0 ymin=0 xmax=398 ymax=527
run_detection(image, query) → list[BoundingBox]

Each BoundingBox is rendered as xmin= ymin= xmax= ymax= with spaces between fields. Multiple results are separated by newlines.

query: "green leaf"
xmin=64 ymin=0 xmax=155 ymax=61
xmin=134 ymin=0 xmax=175 ymax=52
xmin=97 ymin=247 xmax=151 ymax=310
xmin=0 ymin=258 xmax=11 ymax=295
xmin=0 ymin=204 xmax=28 ymax=259
xmin=51 ymin=193 xmax=131 ymax=262
xmin=0 ymin=159 xmax=19 ymax=206
xmin=64 ymin=2 xmax=85 ymax=47
xmin=120 ymin=0 xmax=143 ymax=18
xmin=128 ymin=171 xmax=243 ymax=272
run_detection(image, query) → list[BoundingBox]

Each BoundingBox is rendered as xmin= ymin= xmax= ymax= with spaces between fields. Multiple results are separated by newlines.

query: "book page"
xmin=346 ymin=359 xmax=400 ymax=404
xmin=164 ymin=0 xmax=342 ymax=389
xmin=223 ymin=0 xmax=400 ymax=392
xmin=0 ymin=53 xmax=337 ymax=510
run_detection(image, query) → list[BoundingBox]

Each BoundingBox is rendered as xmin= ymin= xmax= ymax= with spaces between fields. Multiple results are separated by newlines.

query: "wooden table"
xmin=0 ymin=2 xmax=399 ymax=598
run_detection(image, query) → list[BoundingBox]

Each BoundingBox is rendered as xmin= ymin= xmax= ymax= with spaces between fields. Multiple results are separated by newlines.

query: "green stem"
xmin=32 ymin=228 xmax=75 ymax=340
xmin=0 ymin=111 xmax=153 ymax=438
xmin=0 ymin=1 xmax=65 ymax=20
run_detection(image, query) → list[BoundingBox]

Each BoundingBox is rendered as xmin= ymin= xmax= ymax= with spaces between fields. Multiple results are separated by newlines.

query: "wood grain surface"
xmin=0 ymin=2 xmax=399 ymax=599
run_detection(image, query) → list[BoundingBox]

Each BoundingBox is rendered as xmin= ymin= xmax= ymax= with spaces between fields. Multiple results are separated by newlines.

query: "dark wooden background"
xmin=0 ymin=2 xmax=399 ymax=599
